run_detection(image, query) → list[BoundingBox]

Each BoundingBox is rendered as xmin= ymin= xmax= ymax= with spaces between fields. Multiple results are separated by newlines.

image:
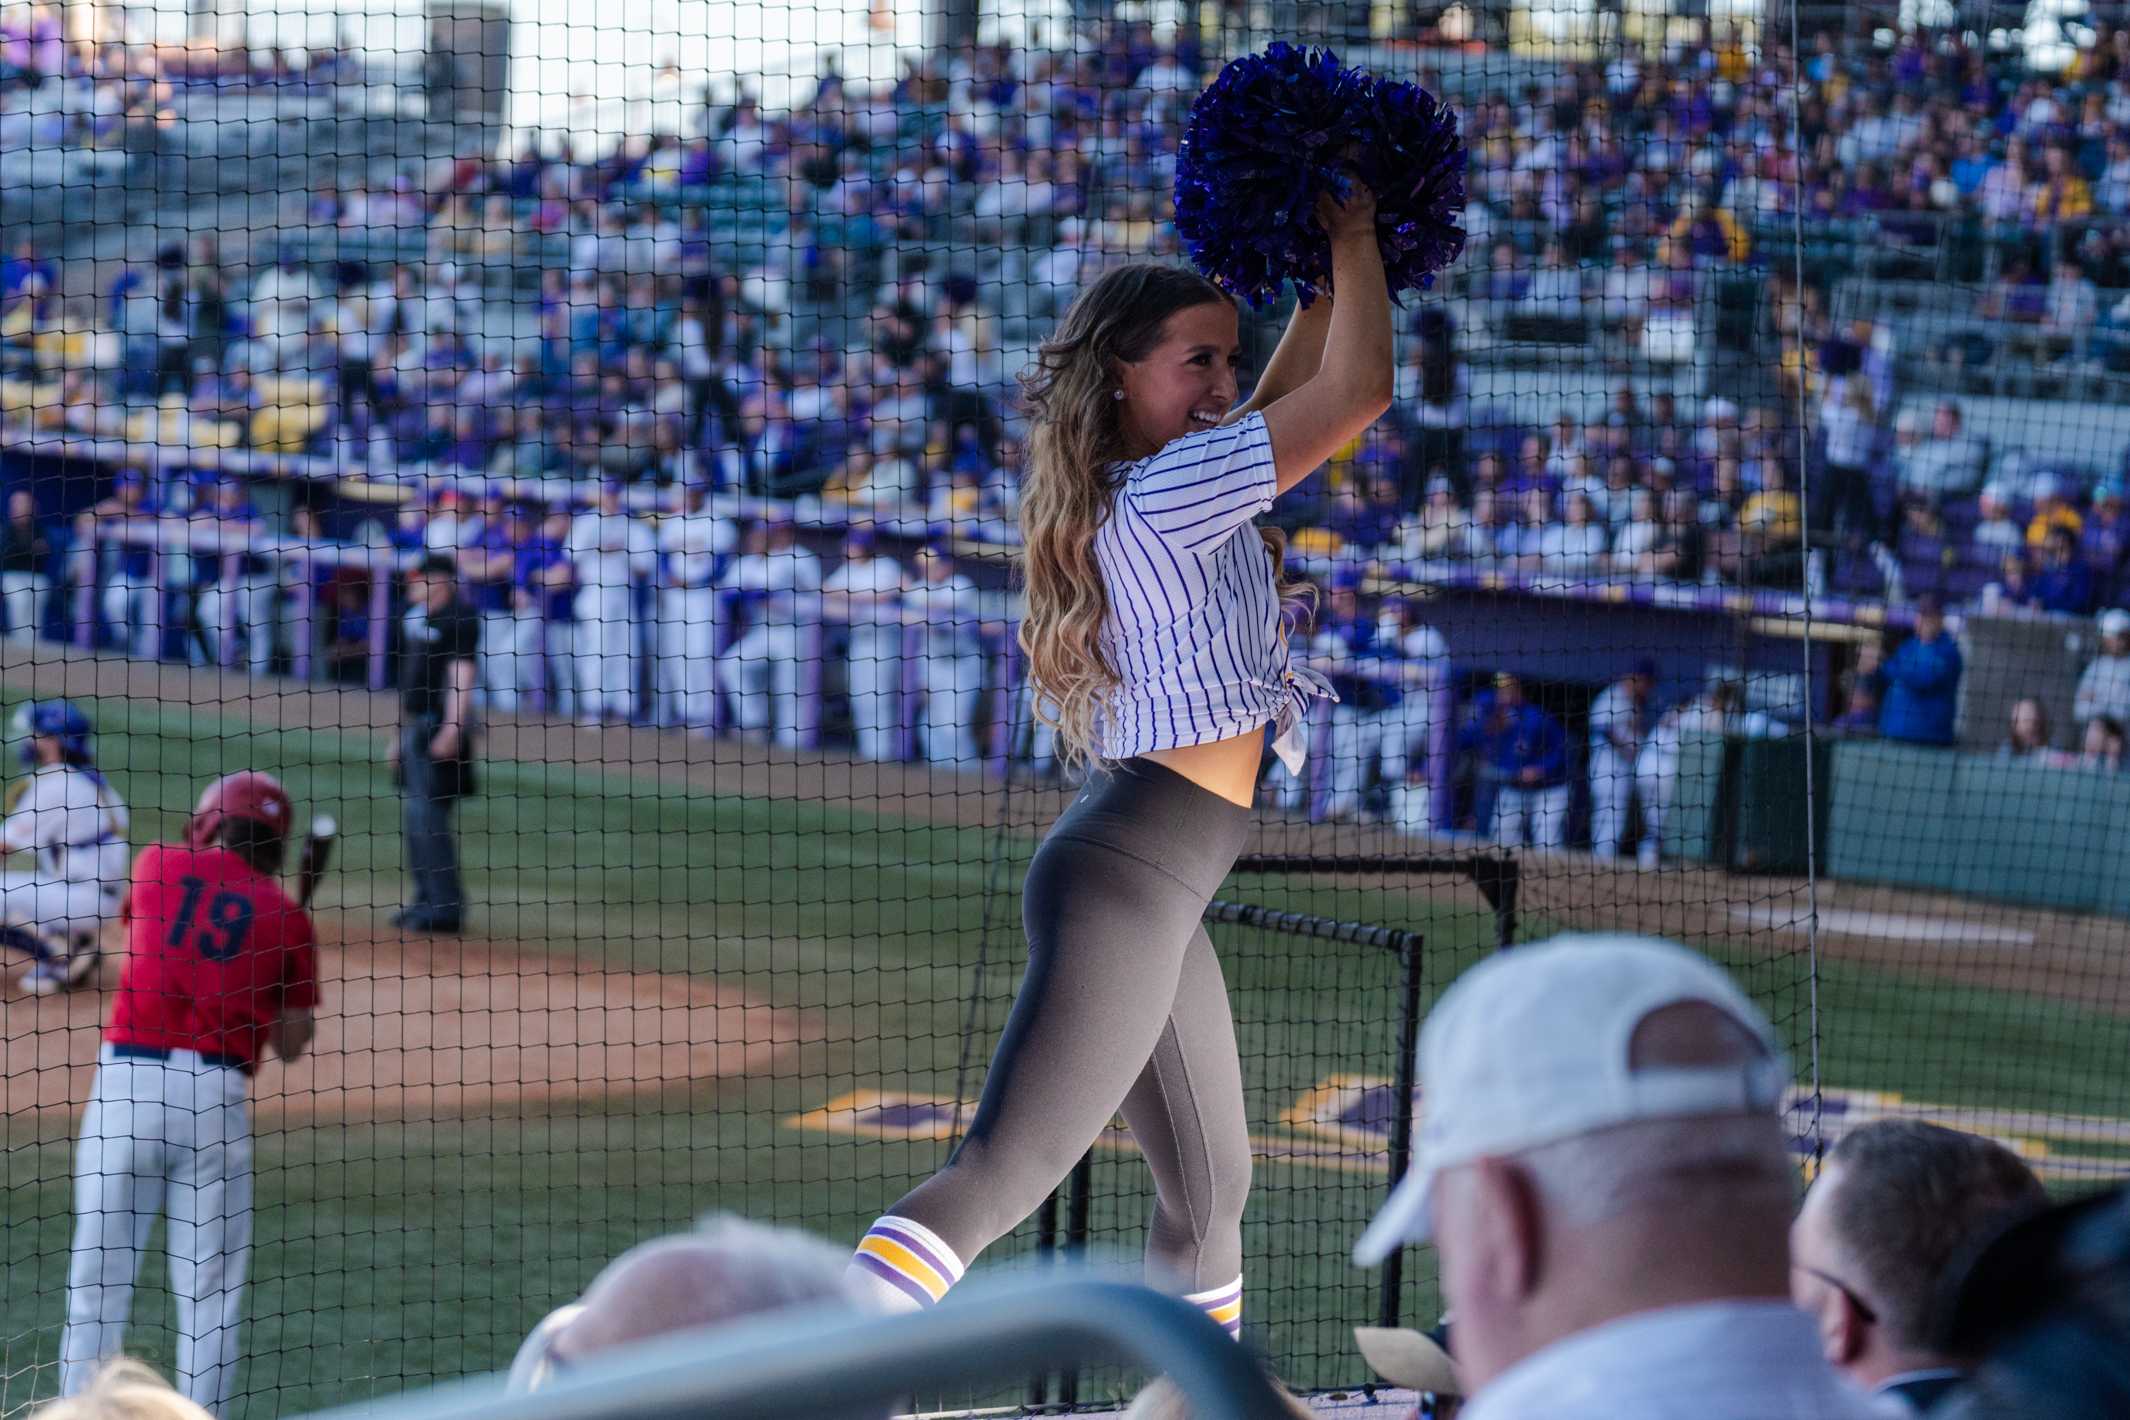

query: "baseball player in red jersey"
xmin=60 ymin=772 xmax=321 ymax=1415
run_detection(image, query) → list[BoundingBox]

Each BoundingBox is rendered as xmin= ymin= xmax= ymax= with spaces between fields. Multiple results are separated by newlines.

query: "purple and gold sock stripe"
xmin=1186 ymin=1277 xmax=1243 ymax=1339
xmin=853 ymin=1216 xmax=963 ymax=1308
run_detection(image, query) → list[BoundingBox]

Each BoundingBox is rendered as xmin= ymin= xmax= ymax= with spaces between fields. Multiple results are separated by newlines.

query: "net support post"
xmin=1029 ymin=1190 xmax=1061 ymax=1411
xmin=1376 ymin=933 xmax=1426 ymax=1334
xmin=1057 ymin=1150 xmax=1097 ymax=1408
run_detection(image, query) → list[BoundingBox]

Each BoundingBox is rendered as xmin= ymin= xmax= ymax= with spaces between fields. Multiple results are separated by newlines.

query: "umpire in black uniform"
xmin=392 ymin=552 xmax=479 ymax=933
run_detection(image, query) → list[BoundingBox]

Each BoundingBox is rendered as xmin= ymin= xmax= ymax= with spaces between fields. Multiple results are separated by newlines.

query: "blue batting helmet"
xmin=20 ymin=700 xmax=92 ymax=767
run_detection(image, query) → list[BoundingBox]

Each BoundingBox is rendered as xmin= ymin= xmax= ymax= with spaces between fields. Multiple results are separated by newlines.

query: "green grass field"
xmin=2 ymin=689 xmax=2127 ymax=1416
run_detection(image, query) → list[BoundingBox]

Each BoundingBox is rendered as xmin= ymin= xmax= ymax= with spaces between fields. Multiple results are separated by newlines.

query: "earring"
xmin=1112 ymin=389 xmax=1125 ymax=402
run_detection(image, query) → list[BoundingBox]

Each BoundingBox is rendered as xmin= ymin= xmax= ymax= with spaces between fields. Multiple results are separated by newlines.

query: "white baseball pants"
xmin=1494 ymin=783 xmax=1570 ymax=850
xmin=0 ymin=873 xmax=118 ymax=943
xmin=572 ymin=586 xmax=639 ymax=722
xmin=4 ymin=570 xmax=47 ymax=642
xmin=197 ymin=576 xmax=279 ymax=677
xmin=921 ymin=651 xmax=983 ymax=769
xmin=845 ymin=626 xmax=902 ymax=761
xmin=62 ymin=1045 xmax=254 ymax=1415
xmin=657 ymin=587 xmax=723 ymax=729
xmin=717 ymin=623 xmax=806 ymax=747
xmin=1588 ymin=745 xmax=1636 ymax=860
xmin=478 ymin=608 xmax=523 ymax=712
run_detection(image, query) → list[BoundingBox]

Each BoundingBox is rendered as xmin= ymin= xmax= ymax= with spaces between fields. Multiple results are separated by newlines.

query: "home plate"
xmin=1729 ymin=904 xmax=2034 ymax=947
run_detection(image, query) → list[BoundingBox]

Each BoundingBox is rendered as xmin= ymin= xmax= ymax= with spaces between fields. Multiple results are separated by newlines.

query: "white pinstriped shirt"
xmin=1089 ymin=412 xmax=1335 ymax=772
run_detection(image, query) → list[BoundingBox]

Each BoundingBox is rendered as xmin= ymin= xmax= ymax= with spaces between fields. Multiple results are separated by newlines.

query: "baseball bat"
xmin=298 ymin=815 xmax=338 ymax=908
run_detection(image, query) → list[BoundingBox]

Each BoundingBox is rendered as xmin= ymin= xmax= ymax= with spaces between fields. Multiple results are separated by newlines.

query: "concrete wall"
xmin=1675 ymin=733 xmax=2130 ymax=917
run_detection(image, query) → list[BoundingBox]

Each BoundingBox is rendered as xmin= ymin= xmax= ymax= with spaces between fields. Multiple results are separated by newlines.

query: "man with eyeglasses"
xmin=1791 ymin=1120 xmax=2046 ymax=1414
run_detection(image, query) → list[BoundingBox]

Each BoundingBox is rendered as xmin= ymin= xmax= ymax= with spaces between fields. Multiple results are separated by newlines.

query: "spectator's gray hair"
xmin=507 ymin=1213 xmax=872 ymax=1396
xmin=29 ymin=1360 xmax=213 ymax=1420
xmin=681 ymin=1211 xmax=869 ymax=1315
xmin=1512 ymin=1112 xmax=1795 ymax=1228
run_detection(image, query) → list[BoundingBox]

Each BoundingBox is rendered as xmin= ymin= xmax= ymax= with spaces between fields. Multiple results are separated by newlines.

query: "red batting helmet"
xmin=186 ymin=771 xmax=294 ymax=850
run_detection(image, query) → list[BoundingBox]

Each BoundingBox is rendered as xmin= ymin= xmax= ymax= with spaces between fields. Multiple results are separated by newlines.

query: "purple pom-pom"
xmin=1343 ymin=77 xmax=1468 ymax=301
xmin=1173 ymin=45 xmax=1467 ymax=309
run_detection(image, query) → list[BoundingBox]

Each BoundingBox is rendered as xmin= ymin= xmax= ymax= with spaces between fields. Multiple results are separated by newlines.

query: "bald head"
xmin=512 ymin=1216 xmax=865 ymax=1392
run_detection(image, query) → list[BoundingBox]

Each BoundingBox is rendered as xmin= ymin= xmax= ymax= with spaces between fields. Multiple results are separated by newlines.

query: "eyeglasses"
xmin=1794 ymin=1262 xmax=1879 ymax=1325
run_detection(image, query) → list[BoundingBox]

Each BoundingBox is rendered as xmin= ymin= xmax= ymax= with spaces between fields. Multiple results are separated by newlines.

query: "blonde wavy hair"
xmin=1019 ymin=263 xmax=1302 ymax=770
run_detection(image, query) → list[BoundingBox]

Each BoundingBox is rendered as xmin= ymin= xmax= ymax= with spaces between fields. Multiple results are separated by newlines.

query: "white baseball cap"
xmin=2102 ymin=608 xmax=2130 ymax=639
xmin=1353 ymin=935 xmax=1788 ymax=1266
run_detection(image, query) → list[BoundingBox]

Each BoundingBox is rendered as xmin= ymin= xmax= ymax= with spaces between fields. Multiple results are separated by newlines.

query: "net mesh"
xmin=3 ymin=0 xmax=2130 ymax=1415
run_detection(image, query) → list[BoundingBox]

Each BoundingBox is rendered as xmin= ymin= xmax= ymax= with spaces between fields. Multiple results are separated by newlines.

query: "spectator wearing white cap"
xmin=1354 ymin=935 xmax=1888 ymax=1420
xmin=2075 ymin=609 xmax=2130 ymax=729
xmin=1790 ymin=1121 xmax=2045 ymax=1415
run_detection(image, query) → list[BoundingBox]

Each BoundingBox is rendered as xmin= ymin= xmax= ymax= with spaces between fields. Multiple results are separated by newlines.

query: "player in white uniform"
xmin=715 ymin=514 xmax=823 ymax=748
xmin=1588 ymin=658 xmax=1658 ymax=861
xmin=906 ymin=538 xmax=987 ymax=769
xmin=821 ymin=528 xmax=908 ymax=762
xmin=1382 ymin=597 xmax=1450 ymax=837
xmin=654 ymin=483 xmax=736 ymax=730
xmin=0 ymin=701 xmax=130 ymax=995
xmin=1635 ymin=679 xmax=1741 ymax=870
xmin=566 ymin=480 xmax=658 ymax=726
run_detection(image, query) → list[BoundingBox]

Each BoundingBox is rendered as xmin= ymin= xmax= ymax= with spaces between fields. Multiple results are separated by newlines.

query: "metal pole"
xmin=292 ymin=552 xmax=314 ymax=682
xmin=73 ymin=523 xmax=96 ymax=649
xmin=1029 ymin=1190 xmax=1060 ymax=1411
xmin=1376 ymin=936 xmax=1425 ymax=1332
xmin=148 ymin=547 xmax=167 ymax=663
xmin=368 ymin=560 xmax=392 ymax=690
xmin=1058 ymin=1151 xmax=1095 ymax=1408
xmin=1487 ymin=855 xmax=1519 ymax=950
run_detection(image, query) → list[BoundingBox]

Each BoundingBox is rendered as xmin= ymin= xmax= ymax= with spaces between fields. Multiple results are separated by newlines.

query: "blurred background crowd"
xmin=10 ymin=5 xmax=2130 ymax=852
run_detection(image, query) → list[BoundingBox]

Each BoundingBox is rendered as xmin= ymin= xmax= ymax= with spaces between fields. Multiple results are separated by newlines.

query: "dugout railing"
xmin=294 ymin=1276 xmax=1296 ymax=1420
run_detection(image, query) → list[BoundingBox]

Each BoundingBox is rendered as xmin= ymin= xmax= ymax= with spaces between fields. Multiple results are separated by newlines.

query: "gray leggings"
xmin=890 ymin=758 xmax=1253 ymax=1289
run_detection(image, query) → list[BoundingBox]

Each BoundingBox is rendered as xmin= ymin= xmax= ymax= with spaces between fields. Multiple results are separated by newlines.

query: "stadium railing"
xmin=292 ymin=1274 xmax=1300 ymax=1420
xmin=61 ymin=509 xmax=1930 ymax=800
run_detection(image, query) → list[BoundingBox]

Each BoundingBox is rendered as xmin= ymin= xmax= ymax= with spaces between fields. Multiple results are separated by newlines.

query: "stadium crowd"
xmin=9 ymin=19 xmax=2130 ymax=852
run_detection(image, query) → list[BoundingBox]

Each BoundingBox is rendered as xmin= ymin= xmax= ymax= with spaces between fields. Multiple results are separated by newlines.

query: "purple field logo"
xmin=789 ymin=1080 xmax=2130 ymax=1185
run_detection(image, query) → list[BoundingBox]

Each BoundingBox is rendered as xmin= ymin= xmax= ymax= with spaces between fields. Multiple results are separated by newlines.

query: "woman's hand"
xmin=1316 ymin=178 xmax=1379 ymax=243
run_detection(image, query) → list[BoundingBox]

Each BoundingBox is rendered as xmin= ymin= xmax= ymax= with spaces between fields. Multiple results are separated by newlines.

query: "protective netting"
xmin=5 ymin=1 xmax=2130 ymax=1415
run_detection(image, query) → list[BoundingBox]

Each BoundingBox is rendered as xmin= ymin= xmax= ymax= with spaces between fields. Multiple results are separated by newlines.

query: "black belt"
xmin=110 ymin=1043 xmax=253 ymax=1075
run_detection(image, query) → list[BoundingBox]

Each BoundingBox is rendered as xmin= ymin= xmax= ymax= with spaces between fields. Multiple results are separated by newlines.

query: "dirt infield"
xmin=0 ymin=914 xmax=813 ymax=1123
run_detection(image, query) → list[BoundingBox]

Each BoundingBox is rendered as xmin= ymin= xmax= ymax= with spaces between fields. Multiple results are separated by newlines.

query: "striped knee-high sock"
xmin=847 ymin=1215 xmax=966 ymax=1314
xmin=1187 ymin=1276 xmax=1243 ymax=1340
